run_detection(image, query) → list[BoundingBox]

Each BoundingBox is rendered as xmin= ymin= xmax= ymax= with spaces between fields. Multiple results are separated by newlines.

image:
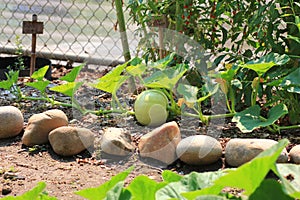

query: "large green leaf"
xmin=91 ymin=75 xmax=129 ymax=94
xmin=177 ymin=83 xmax=198 ymax=103
xmin=232 ymin=104 xmax=288 ymax=133
xmin=91 ymin=63 xmax=129 ymax=94
xmin=280 ymin=67 xmax=300 ymax=94
xmin=31 ymin=65 xmax=49 ymax=81
xmin=60 ymin=64 xmax=84 ymax=82
xmin=182 ymin=139 xmax=289 ymax=199
xmin=126 ymin=63 xmax=146 ymax=77
xmin=156 ymin=171 xmax=226 ymax=200
xmin=161 ymin=170 xmax=183 ymax=183
xmin=127 ymin=175 xmax=167 ymax=200
xmin=249 ymin=179 xmax=294 ymax=200
xmin=242 ymin=53 xmax=290 ymax=77
xmin=275 ymin=164 xmax=300 ymax=198
xmin=75 ymin=167 xmax=133 ymax=200
xmin=50 ymin=82 xmax=83 ymax=97
xmin=149 ymin=53 xmax=176 ymax=70
xmin=144 ymin=64 xmax=187 ymax=90
xmin=26 ymin=80 xmax=51 ymax=93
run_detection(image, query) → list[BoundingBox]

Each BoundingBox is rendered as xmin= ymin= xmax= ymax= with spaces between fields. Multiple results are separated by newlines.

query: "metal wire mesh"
xmin=0 ymin=0 xmax=138 ymax=65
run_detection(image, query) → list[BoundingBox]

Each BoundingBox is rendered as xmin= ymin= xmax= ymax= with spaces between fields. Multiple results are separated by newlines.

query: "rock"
xmin=22 ymin=109 xmax=68 ymax=146
xmin=289 ymin=145 xmax=300 ymax=164
xmin=100 ymin=127 xmax=135 ymax=156
xmin=176 ymin=135 xmax=222 ymax=165
xmin=225 ymin=138 xmax=288 ymax=167
xmin=138 ymin=121 xmax=181 ymax=165
xmin=49 ymin=126 xmax=95 ymax=156
xmin=0 ymin=106 xmax=23 ymax=139
xmin=1 ymin=185 xmax=12 ymax=195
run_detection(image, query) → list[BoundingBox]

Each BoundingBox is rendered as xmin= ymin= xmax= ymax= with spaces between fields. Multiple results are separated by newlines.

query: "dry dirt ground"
xmin=0 ymin=65 xmax=299 ymax=199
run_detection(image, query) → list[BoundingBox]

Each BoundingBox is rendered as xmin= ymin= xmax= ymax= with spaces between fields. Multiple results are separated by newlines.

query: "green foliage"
xmin=232 ymin=104 xmax=288 ymax=133
xmin=50 ymin=82 xmax=83 ymax=97
xmin=241 ymin=53 xmax=290 ymax=77
xmin=25 ymin=66 xmax=51 ymax=94
xmin=0 ymin=70 xmax=19 ymax=90
xmin=8 ymin=139 xmax=300 ymax=200
xmin=59 ymin=64 xmax=84 ymax=82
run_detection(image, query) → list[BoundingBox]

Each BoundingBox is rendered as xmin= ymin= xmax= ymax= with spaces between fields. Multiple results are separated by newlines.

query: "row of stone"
xmin=1 ymin=106 xmax=300 ymax=166
xmin=0 ymin=106 xmax=94 ymax=156
xmin=101 ymin=121 xmax=300 ymax=166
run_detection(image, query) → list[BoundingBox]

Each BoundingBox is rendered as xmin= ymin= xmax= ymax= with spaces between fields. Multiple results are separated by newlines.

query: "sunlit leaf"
xmin=26 ymin=80 xmax=51 ymax=93
xmin=60 ymin=64 xmax=84 ymax=82
xmin=232 ymin=104 xmax=288 ymax=133
xmin=182 ymin=139 xmax=289 ymax=199
xmin=31 ymin=65 xmax=49 ymax=81
xmin=50 ymin=82 xmax=83 ymax=97
xmin=91 ymin=75 xmax=129 ymax=94
xmin=242 ymin=53 xmax=290 ymax=77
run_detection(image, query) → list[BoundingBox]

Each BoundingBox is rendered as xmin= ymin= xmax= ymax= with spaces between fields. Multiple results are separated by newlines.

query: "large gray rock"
xmin=49 ymin=126 xmax=95 ymax=156
xmin=225 ymin=138 xmax=288 ymax=167
xmin=138 ymin=121 xmax=181 ymax=165
xmin=176 ymin=135 xmax=222 ymax=165
xmin=289 ymin=145 xmax=300 ymax=164
xmin=22 ymin=109 xmax=68 ymax=146
xmin=100 ymin=127 xmax=135 ymax=156
xmin=0 ymin=106 xmax=24 ymax=139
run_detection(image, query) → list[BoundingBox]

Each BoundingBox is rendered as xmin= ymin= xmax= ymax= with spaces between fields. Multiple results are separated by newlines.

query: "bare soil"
xmin=0 ymin=64 xmax=299 ymax=199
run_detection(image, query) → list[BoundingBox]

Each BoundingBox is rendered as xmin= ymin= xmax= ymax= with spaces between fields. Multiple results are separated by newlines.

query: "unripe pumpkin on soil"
xmin=134 ymin=89 xmax=168 ymax=127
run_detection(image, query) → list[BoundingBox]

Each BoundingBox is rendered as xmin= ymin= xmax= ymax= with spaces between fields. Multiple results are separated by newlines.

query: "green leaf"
xmin=0 ymin=71 xmax=19 ymax=90
xmin=75 ymin=167 xmax=134 ymax=200
xmin=60 ymin=64 xmax=84 ymax=82
xmin=91 ymin=62 xmax=129 ymax=94
xmin=177 ymin=83 xmax=198 ymax=103
xmin=275 ymin=164 xmax=300 ymax=198
xmin=249 ymin=179 xmax=294 ymax=200
xmin=149 ymin=53 xmax=176 ymax=70
xmin=242 ymin=53 xmax=290 ymax=77
xmin=126 ymin=63 xmax=146 ymax=77
xmin=50 ymin=82 xmax=83 ymax=97
xmin=197 ymin=84 xmax=219 ymax=103
xmin=26 ymin=80 xmax=51 ymax=93
xmin=182 ymin=139 xmax=289 ymax=199
xmin=232 ymin=104 xmax=288 ymax=133
xmin=91 ymin=75 xmax=129 ymax=94
xmin=280 ymin=68 xmax=300 ymax=87
xmin=31 ymin=65 xmax=50 ymax=81
xmin=127 ymin=175 xmax=167 ymax=200
xmin=162 ymin=170 xmax=183 ymax=183
xmin=104 ymin=181 xmax=126 ymax=200
xmin=144 ymin=64 xmax=187 ymax=90
xmin=0 ymin=80 xmax=14 ymax=90
xmin=157 ymin=171 xmax=225 ymax=200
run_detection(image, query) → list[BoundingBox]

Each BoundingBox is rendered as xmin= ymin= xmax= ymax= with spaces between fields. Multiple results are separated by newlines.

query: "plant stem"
xmin=115 ymin=0 xmax=136 ymax=92
xmin=278 ymin=124 xmax=300 ymax=130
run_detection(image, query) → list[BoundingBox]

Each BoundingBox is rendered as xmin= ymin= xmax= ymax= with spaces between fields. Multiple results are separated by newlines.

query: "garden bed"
xmin=0 ymin=64 xmax=299 ymax=199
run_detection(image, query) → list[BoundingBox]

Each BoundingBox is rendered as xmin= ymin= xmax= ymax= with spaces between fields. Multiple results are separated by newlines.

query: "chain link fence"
xmin=0 ymin=0 xmax=138 ymax=65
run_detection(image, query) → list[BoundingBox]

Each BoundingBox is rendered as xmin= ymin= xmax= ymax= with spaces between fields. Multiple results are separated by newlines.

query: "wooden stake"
xmin=22 ymin=14 xmax=43 ymax=77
